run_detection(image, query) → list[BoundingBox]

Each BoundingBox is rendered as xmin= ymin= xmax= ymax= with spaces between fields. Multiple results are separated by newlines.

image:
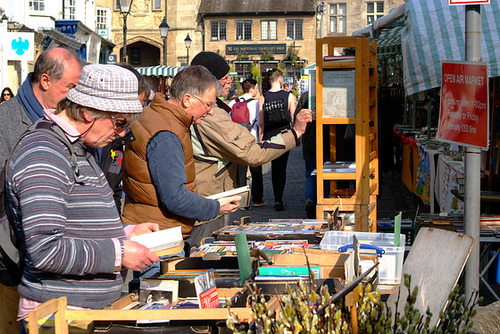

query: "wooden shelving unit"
xmin=315 ymin=37 xmax=379 ymax=232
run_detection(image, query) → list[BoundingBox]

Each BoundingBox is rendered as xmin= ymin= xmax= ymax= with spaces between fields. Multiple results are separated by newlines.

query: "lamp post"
xmin=184 ymin=33 xmax=192 ymax=65
xmin=316 ymin=1 xmax=326 ymax=39
xmin=159 ymin=17 xmax=169 ymax=65
xmin=119 ymin=0 xmax=134 ymax=63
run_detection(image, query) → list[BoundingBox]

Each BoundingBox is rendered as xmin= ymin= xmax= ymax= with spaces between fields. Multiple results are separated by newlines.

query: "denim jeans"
xmin=303 ymin=151 xmax=330 ymax=204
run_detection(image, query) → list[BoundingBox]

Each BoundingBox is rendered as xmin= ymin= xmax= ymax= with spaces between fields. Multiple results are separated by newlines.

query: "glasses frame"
xmin=110 ymin=115 xmax=131 ymax=132
xmin=193 ymin=94 xmax=217 ymax=111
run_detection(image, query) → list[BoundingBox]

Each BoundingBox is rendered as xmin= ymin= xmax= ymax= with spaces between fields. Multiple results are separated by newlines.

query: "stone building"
xmin=106 ymin=0 xmax=406 ymax=82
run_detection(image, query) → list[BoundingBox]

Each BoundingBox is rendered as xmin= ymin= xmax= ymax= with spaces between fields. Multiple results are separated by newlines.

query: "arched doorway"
xmin=119 ymin=41 xmax=160 ymax=67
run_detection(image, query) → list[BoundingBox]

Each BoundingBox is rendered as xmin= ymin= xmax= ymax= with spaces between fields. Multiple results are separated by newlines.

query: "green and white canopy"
xmin=136 ymin=65 xmax=183 ymax=78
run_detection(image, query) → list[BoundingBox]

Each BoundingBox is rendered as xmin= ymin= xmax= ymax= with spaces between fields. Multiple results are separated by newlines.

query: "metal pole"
xmin=320 ymin=12 xmax=324 ymax=39
xmin=123 ymin=14 xmax=127 ymax=63
xmin=187 ymin=48 xmax=190 ymax=66
xmin=464 ymin=4 xmax=481 ymax=303
xmin=163 ymin=37 xmax=167 ymax=65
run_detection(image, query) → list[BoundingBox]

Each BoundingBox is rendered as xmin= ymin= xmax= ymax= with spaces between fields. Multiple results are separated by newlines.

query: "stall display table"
xmin=480 ymin=236 xmax=500 ymax=301
xmin=435 ymin=154 xmax=464 ymax=214
xmin=395 ymin=129 xmax=465 ymax=214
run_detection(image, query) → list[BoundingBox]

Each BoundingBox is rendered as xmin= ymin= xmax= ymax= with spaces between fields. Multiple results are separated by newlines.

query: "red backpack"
xmin=230 ymin=98 xmax=255 ymax=131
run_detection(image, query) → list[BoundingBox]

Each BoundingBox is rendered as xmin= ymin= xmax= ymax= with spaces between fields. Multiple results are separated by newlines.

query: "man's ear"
xmin=181 ymin=94 xmax=191 ymax=108
xmin=83 ymin=110 xmax=95 ymax=123
xmin=39 ymin=73 xmax=51 ymax=91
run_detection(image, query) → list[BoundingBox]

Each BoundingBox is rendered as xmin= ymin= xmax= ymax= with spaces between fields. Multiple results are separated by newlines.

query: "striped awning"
xmin=301 ymin=63 xmax=316 ymax=76
xmin=402 ymin=0 xmax=500 ymax=96
xmin=374 ymin=26 xmax=404 ymax=56
xmin=136 ymin=65 xmax=183 ymax=77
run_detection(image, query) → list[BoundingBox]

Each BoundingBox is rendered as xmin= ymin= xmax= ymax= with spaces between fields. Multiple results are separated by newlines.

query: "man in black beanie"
xmin=191 ymin=51 xmax=232 ymax=113
xmin=186 ymin=51 xmax=313 ymax=254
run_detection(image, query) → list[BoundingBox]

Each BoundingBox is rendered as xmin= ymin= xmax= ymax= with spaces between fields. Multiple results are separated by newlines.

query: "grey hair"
xmin=169 ymin=65 xmax=222 ymax=102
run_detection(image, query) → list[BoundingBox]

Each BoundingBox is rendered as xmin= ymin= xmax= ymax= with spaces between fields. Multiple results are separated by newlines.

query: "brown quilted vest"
xmin=122 ymin=93 xmax=197 ymax=237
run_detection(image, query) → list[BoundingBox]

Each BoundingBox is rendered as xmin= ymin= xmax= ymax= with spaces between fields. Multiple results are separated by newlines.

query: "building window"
xmin=29 ymin=0 xmax=45 ymax=11
xmin=235 ymin=63 xmax=252 ymax=79
xmin=261 ymin=20 xmax=277 ymax=40
xmin=367 ymin=1 xmax=384 ymax=24
xmin=211 ymin=21 xmax=227 ymax=41
xmin=286 ymin=19 xmax=303 ymax=40
xmin=236 ymin=20 xmax=252 ymax=41
xmin=153 ymin=0 xmax=161 ymax=10
xmin=96 ymin=8 xmax=111 ymax=39
xmin=96 ymin=8 xmax=110 ymax=30
xmin=329 ymin=3 xmax=346 ymax=34
xmin=64 ymin=0 xmax=76 ymax=19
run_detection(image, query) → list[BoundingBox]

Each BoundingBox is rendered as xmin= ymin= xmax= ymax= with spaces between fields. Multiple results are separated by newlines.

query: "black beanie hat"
xmin=191 ymin=51 xmax=230 ymax=80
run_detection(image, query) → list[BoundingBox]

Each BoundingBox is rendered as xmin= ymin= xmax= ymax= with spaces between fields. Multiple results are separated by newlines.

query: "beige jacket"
xmin=191 ymin=106 xmax=298 ymax=198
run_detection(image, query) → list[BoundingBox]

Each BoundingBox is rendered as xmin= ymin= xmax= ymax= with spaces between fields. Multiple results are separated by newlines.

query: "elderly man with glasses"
xmin=122 ymin=66 xmax=241 ymax=262
xmin=185 ymin=52 xmax=312 ymax=253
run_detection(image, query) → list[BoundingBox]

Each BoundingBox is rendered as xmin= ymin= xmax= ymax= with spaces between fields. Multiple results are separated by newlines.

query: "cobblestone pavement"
xmin=229 ymin=146 xmax=421 ymax=224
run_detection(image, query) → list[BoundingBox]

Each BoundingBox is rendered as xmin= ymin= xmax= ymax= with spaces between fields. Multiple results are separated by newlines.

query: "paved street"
xmin=229 ymin=146 xmax=420 ymax=224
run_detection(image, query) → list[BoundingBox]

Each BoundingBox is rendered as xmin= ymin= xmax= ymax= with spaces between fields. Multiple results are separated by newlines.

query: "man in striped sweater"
xmin=5 ymin=64 xmax=159 ymax=332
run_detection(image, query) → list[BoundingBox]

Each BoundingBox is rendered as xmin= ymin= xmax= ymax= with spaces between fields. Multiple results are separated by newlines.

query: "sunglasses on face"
xmin=110 ymin=115 xmax=131 ymax=132
xmin=3 ymin=93 xmax=11 ymax=96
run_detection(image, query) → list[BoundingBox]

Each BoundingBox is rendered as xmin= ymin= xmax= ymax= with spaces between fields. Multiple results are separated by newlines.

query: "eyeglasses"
xmin=110 ymin=115 xmax=131 ymax=132
xmin=193 ymin=94 xmax=217 ymax=111
xmin=3 ymin=93 xmax=11 ymax=96
xmin=219 ymin=75 xmax=232 ymax=84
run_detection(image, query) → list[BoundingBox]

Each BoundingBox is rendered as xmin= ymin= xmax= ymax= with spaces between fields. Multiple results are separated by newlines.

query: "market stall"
xmin=135 ymin=65 xmax=184 ymax=94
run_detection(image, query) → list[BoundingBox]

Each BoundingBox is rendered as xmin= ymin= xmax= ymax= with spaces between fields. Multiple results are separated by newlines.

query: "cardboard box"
xmin=270 ymin=248 xmax=378 ymax=282
xmin=271 ymin=248 xmax=351 ymax=279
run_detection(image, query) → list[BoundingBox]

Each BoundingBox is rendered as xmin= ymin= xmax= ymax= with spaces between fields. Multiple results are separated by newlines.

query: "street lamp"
xmin=316 ymin=1 xmax=326 ymax=39
xmin=159 ymin=17 xmax=169 ymax=65
xmin=119 ymin=0 xmax=134 ymax=63
xmin=184 ymin=33 xmax=192 ymax=65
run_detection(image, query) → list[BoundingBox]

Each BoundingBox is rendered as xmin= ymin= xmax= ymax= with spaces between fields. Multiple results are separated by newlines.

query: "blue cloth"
xmin=147 ymin=130 xmax=220 ymax=222
xmin=15 ymin=73 xmax=44 ymax=123
xmin=303 ymin=151 xmax=330 ymax=204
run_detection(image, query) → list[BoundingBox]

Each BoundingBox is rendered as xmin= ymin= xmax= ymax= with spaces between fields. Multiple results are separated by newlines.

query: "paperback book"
xmin=130 ymin=225 xmax=183 ymax=256
xmin=206 ymin=185 xmax=251 ymax=208
xmin=139 ymin=279 xmax=179 ymax=304
xmin=194 ymin=269 xmax=219 ymax=309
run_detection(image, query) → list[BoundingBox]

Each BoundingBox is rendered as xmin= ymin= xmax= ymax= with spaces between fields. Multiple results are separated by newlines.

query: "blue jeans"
xmin=303 ymin=151 xmax=329 ymax=203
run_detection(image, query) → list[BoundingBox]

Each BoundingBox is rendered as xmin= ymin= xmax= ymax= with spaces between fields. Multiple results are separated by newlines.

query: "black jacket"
xmin=99 ymin=129 xmax=135 ymax=214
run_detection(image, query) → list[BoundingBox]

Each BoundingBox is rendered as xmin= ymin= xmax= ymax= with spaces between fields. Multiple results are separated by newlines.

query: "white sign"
xmin=97 ymin=29 xmax=108 ymax=39
xmin=6 ymin=32 xmax=35 ymax=61
xmin=449 ymin=0 xmax=490 ymax=5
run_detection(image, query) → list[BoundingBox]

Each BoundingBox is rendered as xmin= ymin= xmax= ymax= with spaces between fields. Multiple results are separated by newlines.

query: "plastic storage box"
xmin=320 ymin=231 xmax=405 ymax=285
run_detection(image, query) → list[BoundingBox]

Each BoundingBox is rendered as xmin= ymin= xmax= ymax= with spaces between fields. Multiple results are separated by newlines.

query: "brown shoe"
xmin=253 ymin=200 xmax=266 ymax=207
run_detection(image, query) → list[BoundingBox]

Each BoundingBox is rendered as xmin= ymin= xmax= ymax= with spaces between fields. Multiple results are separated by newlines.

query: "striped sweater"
xmin=6 ymin=129 xmax=126 ymax=310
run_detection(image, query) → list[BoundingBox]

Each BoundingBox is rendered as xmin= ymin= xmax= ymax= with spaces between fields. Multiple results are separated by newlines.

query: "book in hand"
xmin=194 ymin=269 xmax=219 ymax=309
xmin=206 ymin=185 xmax=251 ymax=208
xmin=130 ymin=225 xmax=183 ymax=257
